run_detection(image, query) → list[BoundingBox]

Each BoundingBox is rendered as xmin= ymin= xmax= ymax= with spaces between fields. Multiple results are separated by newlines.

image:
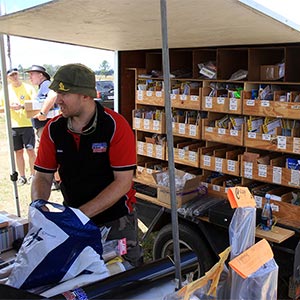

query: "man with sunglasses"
xmin=31 ymin=63 xmax=143 ymax=267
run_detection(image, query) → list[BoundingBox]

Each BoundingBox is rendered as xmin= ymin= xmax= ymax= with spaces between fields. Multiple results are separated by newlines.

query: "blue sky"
xmin=1 ymin=0 xmax=115 ymax=71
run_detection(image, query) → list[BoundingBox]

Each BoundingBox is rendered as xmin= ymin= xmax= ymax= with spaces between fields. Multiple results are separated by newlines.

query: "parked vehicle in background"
xmin=96 ymin=80 xmax=114 ymax=109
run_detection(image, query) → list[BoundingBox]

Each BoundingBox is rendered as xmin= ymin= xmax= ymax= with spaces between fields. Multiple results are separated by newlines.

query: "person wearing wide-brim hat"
xmin=25 ymin=65 xmax=51 ymax=80
xmin=25 ymin=65 xmax=58 ymax=139
xmin=26 ymin=65 xmax=61 ymax=190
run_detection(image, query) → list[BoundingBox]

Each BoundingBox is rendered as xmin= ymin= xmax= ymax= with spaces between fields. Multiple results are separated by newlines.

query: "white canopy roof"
xmin=1 ymin=0 xmax=300 ymax=50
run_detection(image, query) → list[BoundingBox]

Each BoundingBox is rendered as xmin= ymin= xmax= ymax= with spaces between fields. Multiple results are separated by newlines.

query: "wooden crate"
xmin=172 ymin=121 xmax=201 ymax=139
xmin=136 ymin=90 xmax=164 ymax=106
xmin=240 ymin=155 xmax=300 ymax=188
xmin=244 ymin=125 xmax=300 ymax=154
xmin=132 ymin=110 xmax=166 ymax=134
xmin=243 ymin=90 xmax=300 ymax=119
xmin=137 ymin=141 xmax=166 ymax=160
xmin=171 ymin=90 xmax=201 ymax=110
xmin=202 ymin=119 xmax=244 ymax=146
xmin=202 ymin=86 xmax=242 ymax=114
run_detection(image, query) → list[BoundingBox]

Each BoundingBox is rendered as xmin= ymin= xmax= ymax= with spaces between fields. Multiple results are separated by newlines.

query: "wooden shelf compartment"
xmin=200 ymin=145 xmax=242 ymax=177
xmin=132 ymin=110 xmax=166 ymax=134
xmin=201 ymin=86 xmax=242 ymax=114
xmin=244 ymin=124 xmax=300 ymax=154
xmin=137 ymin=140 xmax=166 ymax=160
xmin=254 ymin=192 xmax=300 ymax=229
xmin=136 ymin=90 xmax=165 ymax=106
xmin=166 ymin=140 xmax=205 ymax=168
xmin=243 ymin=90 xmax=300 ymax=119
xmin=240 ymin=154 xmax=300 ymax=188
xmin=202 ymin=118 xmax=244 ymax=146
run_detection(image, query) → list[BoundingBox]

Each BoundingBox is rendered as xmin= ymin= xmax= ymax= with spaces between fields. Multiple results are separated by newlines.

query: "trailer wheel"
xmin=153 ymin=223 xmax=214 ymax=277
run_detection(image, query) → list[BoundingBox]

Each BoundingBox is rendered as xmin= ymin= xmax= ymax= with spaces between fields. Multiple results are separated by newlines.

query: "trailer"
xmin=1 ymin=1 xmax=300 ymax=299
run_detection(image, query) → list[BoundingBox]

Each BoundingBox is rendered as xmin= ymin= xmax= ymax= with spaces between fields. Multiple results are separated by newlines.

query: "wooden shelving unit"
xmin=130 ymin=45 xmax=300 ymax=230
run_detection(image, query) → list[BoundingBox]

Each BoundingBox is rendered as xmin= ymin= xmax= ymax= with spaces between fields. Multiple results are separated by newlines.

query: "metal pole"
xmin=160 ymin=0 xmax=182 ymax=289
xmin=0 ymin=5 xmax=21 ymax=216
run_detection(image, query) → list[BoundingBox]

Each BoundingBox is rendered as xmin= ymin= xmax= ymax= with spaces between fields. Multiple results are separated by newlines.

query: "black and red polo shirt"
xmin=34 ymin=101 xmax=136 ymax=224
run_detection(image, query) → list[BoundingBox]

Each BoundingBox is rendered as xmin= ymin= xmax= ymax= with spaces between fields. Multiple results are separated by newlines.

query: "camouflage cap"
xmin=49 ymin=63 xmax=97 ymax=98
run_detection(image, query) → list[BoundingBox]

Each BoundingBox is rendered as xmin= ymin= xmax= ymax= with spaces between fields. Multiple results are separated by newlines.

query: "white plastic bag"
xmin=7 ymin=200 xmax=108 ymax=290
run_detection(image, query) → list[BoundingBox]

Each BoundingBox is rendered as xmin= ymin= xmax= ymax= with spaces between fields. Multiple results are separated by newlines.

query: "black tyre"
xmin=153 ymin=223 xmax=214 ymax=277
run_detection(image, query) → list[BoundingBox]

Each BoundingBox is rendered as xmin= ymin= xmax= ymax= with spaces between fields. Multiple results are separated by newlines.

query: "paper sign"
xmin=229 ymin=239 xmax=273 ymax=279
xmin=227 ymin=186 xmax=256 ymax=208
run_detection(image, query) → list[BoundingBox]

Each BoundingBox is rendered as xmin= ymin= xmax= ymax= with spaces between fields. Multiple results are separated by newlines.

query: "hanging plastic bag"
xmin=7 ymin=199 xmax=108 ymax=290
xmin=164 ymin=246 xmax=231 ymax=300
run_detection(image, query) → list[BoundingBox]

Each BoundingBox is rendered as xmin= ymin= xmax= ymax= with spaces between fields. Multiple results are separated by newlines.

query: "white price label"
xmin=261 ymin=100 xmax=270 ymax=107
xmin=153 ymin=120 xmax=160 ymax=131
xmin=146 ymin=91 xmax=153 ymax=97
xmin=230 ymin=129 xmax=238 ymax=136
xmin=137 ymin=90 xmax=143 ymax=101
xmin=206 ymin=127 xmax=213 ymax=132
xmin=215 ymin=157 xmax=223 ymax=172
xmin=290 ymin=169 xmax=300 ymax=186
xmin=137 ymin=142 xmax=144 ymax=154
xmin=156 ymin=145 xmax=163 ymax=159
xmin=213 ymin=185 xmax=220 ymax=191
xmin=254 ymin=195 xmax=263 ymax=208
xmin=143 ymin=119 xmax=150 ymax=130
xmin=189 ymin=151 xmax=196 ymax=162
xmin=262 ymin=134 xmax=271 ymax=141
xmin=293 ymin=138 xmax=300 ymax=154
xmin=248 ymin=132 xmax=256 ymax=139
xmin=156 ymin=91 xmax=162 ymax=97
xmin=273 ymin=166 xmax=282 ymax=184
xmin=217 ymin=97 xmax=225 ymax=104
xmin=205 ymin=96 xmax=213 ymax=108
xmin=203 ymin=155 xmax=211 ymax=167
xmin=244 ymin=161 xmax=253 ymax=178
xmin=190 ymin=95 xmax=198 ymax=101
xmin=134 ymin=118 xmax=141 ymax=129
xmin=277 ymin=136 xmax=287 ymax=150
xmin=179 ymin=149 xmax=185 ymax=159
xmin=171 ymin=94 xmax=176 ymax=100
xmin=246 ymin=99 xmax=255 ymax=106
xmin=179 ymin=123 xmax=186 ymax=135
xmin=258 ymin=164 xmax=267 ymax=178
xmin=227 ymin=160 xmax=235 ymax=172
xmin=229 ymin=98 xmax=237 ymax=111
xmin=218 ymin=128 xmax=226 ymax=135
xmin=189 ymin=124 xmax=197 ymax=136
xmin=180 ymin=94 xmax=187 ymax=101
xmin=147 ymin=143 xmax=153 ymax=156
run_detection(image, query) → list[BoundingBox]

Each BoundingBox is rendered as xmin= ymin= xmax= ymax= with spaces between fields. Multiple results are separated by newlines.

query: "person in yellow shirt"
xmin=0 ymin=68 xmax=37 ymax=186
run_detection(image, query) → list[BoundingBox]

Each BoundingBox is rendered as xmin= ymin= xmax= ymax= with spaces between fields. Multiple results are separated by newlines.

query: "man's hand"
xmin=33 ymin=112 xmax=47 ymax=121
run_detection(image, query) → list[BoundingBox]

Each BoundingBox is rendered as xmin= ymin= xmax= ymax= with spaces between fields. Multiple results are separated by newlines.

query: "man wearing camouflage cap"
xmin=31 ymin=63 xmax=142 ymax=267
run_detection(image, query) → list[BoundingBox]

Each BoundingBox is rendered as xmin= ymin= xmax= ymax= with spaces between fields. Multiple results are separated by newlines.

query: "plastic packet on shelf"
xmin=102 ymin=238 xmax=127 ymax=262
xmin=229 ymin=69 xmax=248 ymax=81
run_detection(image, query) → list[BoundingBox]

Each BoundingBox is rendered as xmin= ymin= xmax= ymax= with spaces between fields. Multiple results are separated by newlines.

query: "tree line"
xmin=0 ymin=60 xmax=114 ymax=82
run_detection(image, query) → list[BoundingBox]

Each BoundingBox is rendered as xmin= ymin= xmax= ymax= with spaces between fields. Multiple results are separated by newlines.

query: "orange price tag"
xmin=227 ymin=186 xmax=255 ymax=208
xmin=229 ymin=239 xmax=274 ymax=279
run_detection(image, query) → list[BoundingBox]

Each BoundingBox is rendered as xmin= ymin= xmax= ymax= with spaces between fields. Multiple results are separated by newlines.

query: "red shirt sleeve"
xmin=34 ymin=121 xmax=58 ymax=172
xmin=108 ymin=110 xmax=136 ymax=170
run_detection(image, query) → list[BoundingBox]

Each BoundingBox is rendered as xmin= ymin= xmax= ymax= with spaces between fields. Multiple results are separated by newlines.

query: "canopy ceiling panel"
xmin=1 ymin=0 xmax=300 ymax=50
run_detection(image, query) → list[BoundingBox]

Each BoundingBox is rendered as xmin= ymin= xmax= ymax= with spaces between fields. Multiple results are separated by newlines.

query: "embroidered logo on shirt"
xmin=58 ymin=82 xmax=70 ymax=91
xmin=92 ymin=142 xmax=107 ymax=153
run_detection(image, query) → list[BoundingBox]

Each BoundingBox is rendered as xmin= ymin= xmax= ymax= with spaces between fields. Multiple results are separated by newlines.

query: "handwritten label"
xmin=227 ymin=186 xmax=256 ymax=208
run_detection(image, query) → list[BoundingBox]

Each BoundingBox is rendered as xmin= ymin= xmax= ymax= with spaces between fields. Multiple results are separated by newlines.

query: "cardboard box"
xmin=0 ymin=211 xmax=28 ymax=251
xmin=153 ymin=169 xmax=202 ymax=207
xmin=24 ymin=100 xmax=43 ymax=118
xmin=260 ymin=64 xmax=284 ymax=81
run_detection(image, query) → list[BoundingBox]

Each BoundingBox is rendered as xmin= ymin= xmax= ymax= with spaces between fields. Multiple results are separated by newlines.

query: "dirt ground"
xmin=0 ymin=113 xmax=62 ymax=218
